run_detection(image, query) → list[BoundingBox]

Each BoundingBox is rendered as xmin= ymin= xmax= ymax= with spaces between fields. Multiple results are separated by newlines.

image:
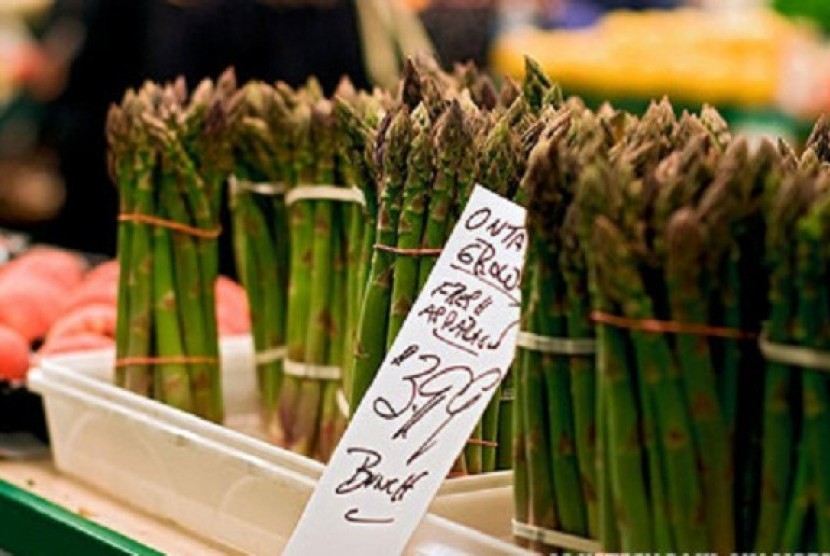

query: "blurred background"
xmin=0 ymin=0 xmax=827 ymax=258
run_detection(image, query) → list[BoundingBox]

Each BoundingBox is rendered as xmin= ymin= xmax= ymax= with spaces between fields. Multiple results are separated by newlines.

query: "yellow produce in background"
xmin=492 ymin=8 xmax=818 ymax=108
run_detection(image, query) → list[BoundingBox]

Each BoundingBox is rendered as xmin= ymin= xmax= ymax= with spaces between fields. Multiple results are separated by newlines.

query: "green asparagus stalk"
xmin=386 ymin=103 xmax=433 ymax=348
xmin=512 ymin=308 xmax=530 ymax=547
xmin=779 ymin=442 xmax=811 ymax=550
xmin=561 ymin=205 xmax=598 ymax=538
xmin=287 ymin=101 xmax=339 ymax=457
xmin=279 ymin=101 xmax=317 ymax=447
xmin=755 ymin=173 xmax=816 ymax=551
xmin=350 ymin=106 xmax=412 ymax=410
xmin=593 ymin=216 xmax=699 ymax=551
xmin=521 ymin=56 xmax=553 ymax=114
xmin=333 ymin=96 xmax=380 ymax=405
xmin=150 ymin=223 xmax=192 ymax=410
xmin=416 ymin=101 xmax=469 ymax=291
xmin=665 ymin=208 xmax=733 ymax=553
xmin=109 ymin=97 xmax=155 ymax=397
xmin=519 ymin=255 xmax=558 ymax=549
xmin=319 ymin=204 xmax=350 ymax=461
xmin=789 ymin=181 xmax=830 ymax=548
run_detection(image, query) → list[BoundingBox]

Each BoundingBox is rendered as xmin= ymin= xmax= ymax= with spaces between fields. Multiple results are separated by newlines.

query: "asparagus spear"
xmin=521 ymin=56 xmax=553 ymax=114
xmin=288 ymin=100 xmax=339 ymax=457
xmin=386 ymin=103 xmax=433 ymax=348
xmin=416 ymin=101 xmax=469 ymax=289
xmin=319 ymin=204 xmax=349 ymax=461
xmin=519 ymin=255 xmax=558 ymax=550
xmin=333 ymin=96 xmax=380 ymax=402
xmin=561 ymin=204 xmax=598 ymax=537
xmin=665 ymin=208 xmax=733 ymax=553
xmin=350 ymin=107 xmax=413 ymax=410
xmin=756 ymin=173 xmax=817 ymax=550
xmin=109 ymin=97 xmax=155 ymax=397
xmin=794 ymin=194 xmax=830 ymax=548
xmin=279 ymin=101 xmax=317 ymax=447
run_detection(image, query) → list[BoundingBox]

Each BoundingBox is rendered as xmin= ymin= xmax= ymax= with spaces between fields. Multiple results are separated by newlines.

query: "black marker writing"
xmin=344 ymin=508 xmax=394 ymax=525
xmin=335 ymin=447 xmax=429 ymax=504
xmin=463 ymin=207 xmax=526 ymax=252
xmin=417 ymin=304 xmax=519 ymax=354
xmin=372 ymin=351 xmax=504 ymax=464
xmin=430 ymin=281 xmax=485 ymax=311
xmin=454 ymin=239 xmax=522 ymax=300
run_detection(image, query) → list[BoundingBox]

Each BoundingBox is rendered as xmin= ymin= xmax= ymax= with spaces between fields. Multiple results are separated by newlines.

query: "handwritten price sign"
xmin=284 ymin=186 xmax=527 ymax=555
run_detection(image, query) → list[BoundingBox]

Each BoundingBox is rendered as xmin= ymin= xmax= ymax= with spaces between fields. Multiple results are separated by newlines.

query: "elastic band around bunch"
xmin=115 ymin=355 xmax=218 ymax=368
xmin=118 ymin=214 xmax=221 ymax=240
xmin=336 ymin=389 xmax=350 ymax=418
xmin=759 ymin=330 xmax=830 ymax=372
xmin=516 ymin=331 xmax=596 ymax=356
xmin=285 ymin=185 xmax=366 ymax=207
xmin=511 ymin=520 xmax=602 ymax=553
xmin=283 ymin=358 xmax=342 ymax=381
xmin=254 ymin=346 xmax=287 ymax=366
xmin=229 ymin=174 xmax=287 ymax=196
xmin=373 ymin=244 xmax=443 ymax=257
xmin=591 ymin=311 xmax=756 ymax=341
xmin=465 ymin=438 xmax=498 ymax=448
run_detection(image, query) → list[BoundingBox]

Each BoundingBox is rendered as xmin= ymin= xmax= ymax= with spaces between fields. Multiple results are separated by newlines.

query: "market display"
xmin=107 ymin=71 xmax=239 ymax=422
xmin=14 ymin=1 xmax=830 ymax=554
xmin=75 ymin=45 xmax=830 ymax=556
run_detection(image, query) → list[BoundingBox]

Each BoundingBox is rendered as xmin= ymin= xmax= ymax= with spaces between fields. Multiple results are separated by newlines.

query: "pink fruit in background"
xmin=0 ymin=325 xmax=30 ymax=381
xmin=0 ymin=277 xmax=64 ymax=342
xmin=2 ymin=247 xmax=86 ymax=290
xmin=39 ymin=332 xmax=115 ymax=357
xmin=47 ymin=304 xmax=117 ymax=342
xmin=215 ymin=276 xmax=251 ymax=334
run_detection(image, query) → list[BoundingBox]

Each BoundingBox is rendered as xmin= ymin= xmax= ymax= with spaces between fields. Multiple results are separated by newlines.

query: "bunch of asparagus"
xmin=755 ymin=118 xmax=830 ymax=552
xmin=107 ymin=70 xmax=239 ymax=422
xmin=229 ymin=82 xmax=292 ymax=439
xmin=572 ymin=101 xmax=784 ymax=552
xmin=514 ymin=102 xmax=616 ymax=545
xmin=230 ymin=77 xmax=390 ymax=461
xmin=341 ymin=57 xmax=557 ymax=474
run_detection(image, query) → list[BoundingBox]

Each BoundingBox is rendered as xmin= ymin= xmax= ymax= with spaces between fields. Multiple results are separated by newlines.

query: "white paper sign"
xmin=283 ymin=186 xmax=527 ymax=556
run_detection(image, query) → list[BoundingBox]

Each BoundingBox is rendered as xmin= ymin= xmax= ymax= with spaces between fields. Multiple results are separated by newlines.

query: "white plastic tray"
xmin=429 ymin=473 xmax=514 ymax=543
xmin=29 ymin=337 xmax=530 ymax=555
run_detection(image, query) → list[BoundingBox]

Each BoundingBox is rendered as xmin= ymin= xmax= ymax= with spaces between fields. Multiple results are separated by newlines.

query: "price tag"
xmin=283 ymin=186 xmax=527 ymax=556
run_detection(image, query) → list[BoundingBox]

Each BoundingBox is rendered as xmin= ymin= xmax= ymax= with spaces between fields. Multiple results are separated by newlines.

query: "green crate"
xmin=0 ymin=479 xmax=161 ymax=556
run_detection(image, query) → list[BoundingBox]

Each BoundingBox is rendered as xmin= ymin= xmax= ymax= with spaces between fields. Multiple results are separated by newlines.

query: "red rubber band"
xmin=118 ymin=213 xmax=221 ymax=239
xmin=590 ymin=311 xmax=756 ymax=340
xmin=465 ymin=438 xmax=498 ymax=448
